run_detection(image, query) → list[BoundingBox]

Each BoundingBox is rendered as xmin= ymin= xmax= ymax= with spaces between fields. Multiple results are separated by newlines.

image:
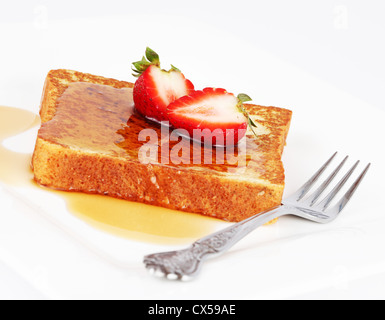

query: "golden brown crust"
xmin=32 ymin=69 xmax=292 ymax=222
xmin=39 ymin=69 xmax=133 ymax=123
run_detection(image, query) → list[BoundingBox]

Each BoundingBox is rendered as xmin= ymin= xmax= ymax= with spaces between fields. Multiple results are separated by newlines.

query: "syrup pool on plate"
xmin=0 ymin=106 xmax=222 ymax=244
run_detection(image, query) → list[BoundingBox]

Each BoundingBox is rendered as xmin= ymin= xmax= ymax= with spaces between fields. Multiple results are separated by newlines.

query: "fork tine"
xmin=316 ymin=160 xmax=360 ymax=211
xmin=291 ymin=152 xmax=338 ymax=201
xmin=304 ymin=156 xmax=348 ymax=206
xmin=329 ymin=163 xmax=370 ymax=215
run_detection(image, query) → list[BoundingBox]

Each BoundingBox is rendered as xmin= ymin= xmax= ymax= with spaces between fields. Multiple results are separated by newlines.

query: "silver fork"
xmin=143 ymin=152 xmax=370 ymax=280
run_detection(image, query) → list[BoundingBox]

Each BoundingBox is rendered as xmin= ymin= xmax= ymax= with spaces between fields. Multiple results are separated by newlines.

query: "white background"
xmin=0 ymin=0 xmax=384 ymax=300
xmin=0 ymin=0 xmax=384 ymax=112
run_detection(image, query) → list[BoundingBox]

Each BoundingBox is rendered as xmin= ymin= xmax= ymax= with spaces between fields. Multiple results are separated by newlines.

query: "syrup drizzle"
xmin=0 ymin=106 xmax=222 ymax=244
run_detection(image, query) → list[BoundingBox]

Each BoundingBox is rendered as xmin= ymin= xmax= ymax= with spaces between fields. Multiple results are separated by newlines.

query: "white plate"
xmin=1 ymin=85 xmax=384 ymax=300
xmin=1 ymin=14 xmax=385 ymax=300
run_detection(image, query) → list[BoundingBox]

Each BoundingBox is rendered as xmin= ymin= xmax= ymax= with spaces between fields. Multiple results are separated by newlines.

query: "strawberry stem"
xmin=145 ymin=47 xmax=160 ymax=65
xmin=171 ymin=64 xmax=181 ymax=72
xmin=132 ymin=47 xmax=184 ymax=78
xmin=132 ymin=47 xmax=161 ymax=78
xmin=237 ymin=93 xmax=259 ymax=139
xmin=237 ymin=93 xmax=252 ymax=103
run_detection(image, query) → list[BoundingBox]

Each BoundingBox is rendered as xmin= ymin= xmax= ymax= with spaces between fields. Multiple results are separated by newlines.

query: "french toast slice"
xmin=32 ymin=69 xmax=292 ymax=222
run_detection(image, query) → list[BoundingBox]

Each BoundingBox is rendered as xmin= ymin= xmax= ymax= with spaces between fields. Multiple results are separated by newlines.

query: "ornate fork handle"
xmin=193 ymin=205 xmax=284 ymax=260
xmin=144 ymin=205 xmax=285 ymax=279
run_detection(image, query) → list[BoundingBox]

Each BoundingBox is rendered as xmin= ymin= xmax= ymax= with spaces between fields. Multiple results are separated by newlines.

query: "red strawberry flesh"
xmin=167 ymin=88 xmax=248 ymax=145
xmin=134 ymin=65 xmax=194 ymax=122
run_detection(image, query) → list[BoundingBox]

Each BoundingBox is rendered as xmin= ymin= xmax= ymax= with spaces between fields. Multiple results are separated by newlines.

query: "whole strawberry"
xmin=132 ymin=47 xmax=194 ymax=122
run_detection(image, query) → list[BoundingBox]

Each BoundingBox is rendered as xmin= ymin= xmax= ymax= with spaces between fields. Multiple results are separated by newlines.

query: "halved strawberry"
xmin=132 ymin=47 xmax=194 ymax=122
xmin=167 ymin=88 xmax=258 ymax=146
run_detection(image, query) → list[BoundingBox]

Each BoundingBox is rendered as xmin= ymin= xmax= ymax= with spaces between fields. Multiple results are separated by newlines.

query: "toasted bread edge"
xmin=32 ymin=69 xmax=291 ymax=222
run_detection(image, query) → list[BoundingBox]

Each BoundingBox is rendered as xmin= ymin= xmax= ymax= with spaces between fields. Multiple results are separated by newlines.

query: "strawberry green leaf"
xmin=248 ymin=117 xmax=259 ymax=137
xmin=237 ymin=93 xmax=252 ymax=103
xmin=236 ymin=93 xmax=258 ymax=139
xmin=132 ymin=47 xmax=184 ymax=78
xmin=248 ymin=116 xmax=258 ymax=127
xmin=145 ymin=47 xmax=160 ymax=66
xmin=131 ymin=67 xmax=142 ymax=78
xmin=171 ymin=64 xmax=181 ymax=72
xmin=131 ymin=48 xmax=160 ymax=77
xmin=132 ymin=57 xmax=151 ymax=72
